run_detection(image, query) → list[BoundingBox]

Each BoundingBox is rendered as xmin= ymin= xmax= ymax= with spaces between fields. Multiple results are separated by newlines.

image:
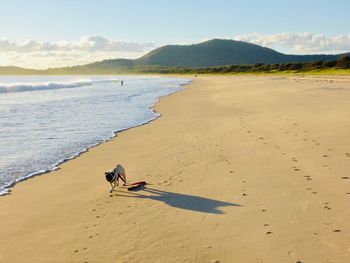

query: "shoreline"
xmin=0 ymin=77 xmax=191 ymax=196
xmin=1 ymin=75 xmax=350 ymax=262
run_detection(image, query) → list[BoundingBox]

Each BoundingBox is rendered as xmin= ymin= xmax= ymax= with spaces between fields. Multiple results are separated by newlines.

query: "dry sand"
xmin=1 ymin=75 xmax=350 ymax=262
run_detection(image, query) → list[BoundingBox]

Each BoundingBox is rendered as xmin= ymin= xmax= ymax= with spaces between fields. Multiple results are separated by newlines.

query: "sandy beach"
xmin=1 ymin=75 xmax=350 ymax=263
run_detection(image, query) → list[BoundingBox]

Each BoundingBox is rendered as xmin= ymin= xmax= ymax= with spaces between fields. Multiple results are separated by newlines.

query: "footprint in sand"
xmin=345 ymin=153 xmax=350 ymax=157
xmin=74 ymin=247 xmax=88 ymax=254
xmin=341 ymin=176 xmax=350 ymax=180
xmin=322 ymin=202 xmax=332 ymax=210
xmin=322 ymin=154 xmax=329 ymax=158
xmin=324 ymin=223 xmax=341 ymax=233
xmin=266 ymin=231 xmax=273 ymax=235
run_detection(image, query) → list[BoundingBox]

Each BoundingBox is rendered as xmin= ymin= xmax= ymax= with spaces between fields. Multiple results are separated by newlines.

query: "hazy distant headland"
xmin=1 ymin=39 xmax=349 ymax=75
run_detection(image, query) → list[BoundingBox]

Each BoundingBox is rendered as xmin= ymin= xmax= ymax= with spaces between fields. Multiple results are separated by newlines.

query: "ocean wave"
xmin=0 ymin=77 xmax=191 ymax=196
xmin=0 ymin=114 xmax=157 ymax=196
xmin=0 ymin=78 xmax=119 ymax=93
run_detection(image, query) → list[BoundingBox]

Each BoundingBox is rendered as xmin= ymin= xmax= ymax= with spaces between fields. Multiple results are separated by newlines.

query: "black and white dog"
xmin=105 ymin=164 xmax=127 ymax=193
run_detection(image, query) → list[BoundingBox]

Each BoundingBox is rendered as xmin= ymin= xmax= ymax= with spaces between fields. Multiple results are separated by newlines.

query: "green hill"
xmin=135 ymin=39 xmax=286 ymax=67
xmin=135 ymin=39 xmax=341 ymax=67
xmin=81 ymin=39 xmax=342 ymax=69
xmin=0 ymin=39 xmax=348 ymax=74
xmin=0 ymin=66 xmax=41 ymax=75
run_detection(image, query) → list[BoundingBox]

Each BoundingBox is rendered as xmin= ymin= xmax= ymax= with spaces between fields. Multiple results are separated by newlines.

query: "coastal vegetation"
xmin=1 ymin=55 xmax=349 ymax=75
xmin=149 ymin=55 xmax=350 ymax=75
xmin=0 ymin=39 xmax=349 ymax=75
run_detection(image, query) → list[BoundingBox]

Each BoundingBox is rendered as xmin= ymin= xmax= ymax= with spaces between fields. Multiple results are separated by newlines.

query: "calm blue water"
xmin=0 ymin=76 xmax=190 ymax=195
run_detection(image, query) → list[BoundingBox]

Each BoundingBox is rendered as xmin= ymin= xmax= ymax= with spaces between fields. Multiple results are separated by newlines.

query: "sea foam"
xmin=0 ymin=78 xmax=119 ymax=93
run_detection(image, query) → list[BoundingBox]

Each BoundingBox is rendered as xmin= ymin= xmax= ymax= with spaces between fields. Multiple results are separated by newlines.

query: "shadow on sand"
xmin=114 ymin=187 xmax=241 ymax=214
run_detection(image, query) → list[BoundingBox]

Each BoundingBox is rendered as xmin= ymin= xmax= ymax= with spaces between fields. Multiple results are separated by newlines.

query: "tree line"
xmin=132 ymin=55 xmax=350 ymax=74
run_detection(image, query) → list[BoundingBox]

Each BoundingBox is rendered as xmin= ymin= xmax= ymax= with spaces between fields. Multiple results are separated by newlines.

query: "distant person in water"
xmin=121 ymin=80 xmax=124 ymax=86
xmin=105 ymin=164 xmax=127 ymax=193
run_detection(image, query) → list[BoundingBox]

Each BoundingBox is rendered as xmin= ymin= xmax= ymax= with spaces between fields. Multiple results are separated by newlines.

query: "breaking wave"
xmin=0 ymin=78 xmax=119 ymax=93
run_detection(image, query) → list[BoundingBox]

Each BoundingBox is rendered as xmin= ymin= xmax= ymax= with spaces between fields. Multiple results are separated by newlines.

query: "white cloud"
xmin=0 ymin=35 xmax=155 ymax=69
xmin=0 ymin=35 xmax=154 ymax=53
xmin=233 ymin=32 xmax=350 ymax=54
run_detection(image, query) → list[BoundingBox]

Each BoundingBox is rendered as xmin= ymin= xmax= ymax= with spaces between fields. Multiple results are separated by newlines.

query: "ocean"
xmin=0 ymin=75 xmax=190 ymax=195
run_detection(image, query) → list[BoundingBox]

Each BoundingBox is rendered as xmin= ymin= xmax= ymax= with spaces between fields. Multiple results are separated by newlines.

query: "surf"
xmin=0 ymin=78 xmax=119 ymax=94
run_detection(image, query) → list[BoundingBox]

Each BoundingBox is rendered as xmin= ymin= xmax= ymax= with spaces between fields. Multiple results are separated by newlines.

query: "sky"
xmin=0 ymin=0 xmax=349 ymax=69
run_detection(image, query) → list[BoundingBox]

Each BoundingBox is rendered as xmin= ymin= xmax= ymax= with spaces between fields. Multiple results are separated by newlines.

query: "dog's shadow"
xmin=114 ymin=187 xmax=241 ymax=214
